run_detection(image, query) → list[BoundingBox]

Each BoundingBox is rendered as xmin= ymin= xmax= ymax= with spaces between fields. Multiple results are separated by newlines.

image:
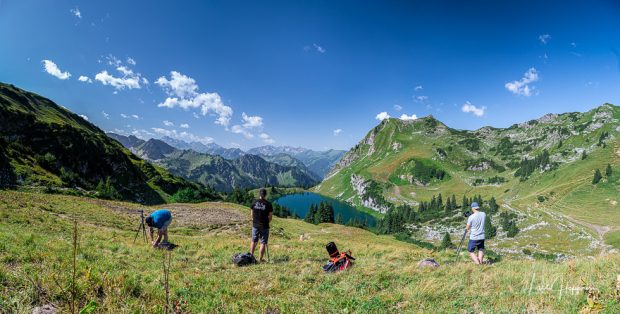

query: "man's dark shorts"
xmin=252 ymin=227 xmax=269 ymax=244
xmin=467 ymin=239 xmax=485 ymax=252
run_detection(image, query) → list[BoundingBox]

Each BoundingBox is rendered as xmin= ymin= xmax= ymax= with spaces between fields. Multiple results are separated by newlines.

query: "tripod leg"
xmin=133 ymin=221 xmax=142 ymax=244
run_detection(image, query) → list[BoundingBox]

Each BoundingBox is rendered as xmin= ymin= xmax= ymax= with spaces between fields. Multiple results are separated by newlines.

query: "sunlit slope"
xmin=1 ymin=190 xmax=620 ymax=312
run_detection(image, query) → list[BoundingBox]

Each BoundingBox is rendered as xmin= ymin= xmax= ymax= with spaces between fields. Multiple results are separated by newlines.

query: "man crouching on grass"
xmin=466 ymin=202 xmax=486 ymax=265
xmin=146 ymin=209 xmax=172 ymax=248
xmin=250 ymin=188 xmax=273 ymax=262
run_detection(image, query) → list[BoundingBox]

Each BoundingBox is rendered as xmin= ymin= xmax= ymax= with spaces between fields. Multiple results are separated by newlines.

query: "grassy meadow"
xmin=1 ymin=190 xmax=620 ymax=313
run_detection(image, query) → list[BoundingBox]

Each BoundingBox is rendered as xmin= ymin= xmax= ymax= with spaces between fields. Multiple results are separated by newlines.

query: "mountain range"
xmin=108 ymin=135 xmax=320 ymax=192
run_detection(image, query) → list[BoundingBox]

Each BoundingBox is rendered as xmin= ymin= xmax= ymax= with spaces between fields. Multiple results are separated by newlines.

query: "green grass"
xmin=1 ymin=190 xmax=620 ymax=312
xmin=604 ymin=230 xmax=620 ymax=249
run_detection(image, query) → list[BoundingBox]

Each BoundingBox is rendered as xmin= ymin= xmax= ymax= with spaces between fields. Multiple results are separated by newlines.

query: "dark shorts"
xmin=467 ymin=239 xmax=485 ymax=252
xmin=252 ymin=227 xmax=269 ymax=244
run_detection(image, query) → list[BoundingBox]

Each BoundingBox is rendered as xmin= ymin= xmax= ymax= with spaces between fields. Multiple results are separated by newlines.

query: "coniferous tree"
xmin=606 ymin=164 xmax=612 ymax=177
xmin=305 ymin=204 xmax=318 ymax=224
xmin=440 ymin=232 xmax=453 ymax=250
xmin=451 ymin=195 xmax=457 ymax=210
xmin=445 ymin=198 xmax=452 ymax=214
xmin=581 ymin=151 xmax=587 ymax=160
xmin=489 ymin=197 xmax=499 ymax=215
xmin=592 ymin=169 xmax=603 ymax=184
xmin=462 ymin=195 xmax=469 ymax=209
xmin=335 ymin=213 xmax=344 ymax=225
xmin=484 ymin=215 xmax=497 ymax=238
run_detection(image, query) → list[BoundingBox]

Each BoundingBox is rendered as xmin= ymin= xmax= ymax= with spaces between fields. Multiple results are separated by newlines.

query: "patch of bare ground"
xmin=82 ymin=198 xmax=249 ymax=228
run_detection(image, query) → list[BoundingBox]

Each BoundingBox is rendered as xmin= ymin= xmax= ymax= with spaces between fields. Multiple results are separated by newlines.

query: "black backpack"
xmin=232 ymin=252 xmax=257 ymax=266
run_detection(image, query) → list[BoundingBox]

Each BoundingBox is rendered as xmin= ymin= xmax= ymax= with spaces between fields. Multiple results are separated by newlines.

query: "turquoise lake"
xmin=274 ymin=192 xmax=377 ymax=227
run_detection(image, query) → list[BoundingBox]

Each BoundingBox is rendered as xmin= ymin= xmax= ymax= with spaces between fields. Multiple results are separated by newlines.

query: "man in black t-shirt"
xmin=250 ymin=188 xmax=273 ymax=262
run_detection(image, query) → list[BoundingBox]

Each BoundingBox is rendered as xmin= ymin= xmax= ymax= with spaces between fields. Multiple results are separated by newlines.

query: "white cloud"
xmin=131 ymin=114 xmax=140 ymax=120
xmin=120 ymin=113 xmax=128 ymax=118
xmin=538 ymin=34 xmax=551 ymax=44
xmin=163 ymin=120 xmax=174 ymax=127
xmin=155 ymin=71 xmax=198 ymax=99
xmin=333 ymin=128 xmax=342 ymax=136
xmin=156 ymin=71 xmax=233 ymax=127
xmin=180 ymin=123 xmax=190 ymax=129
xmin=505 ymin=67 xmax=539 ymax=97
xmin=393 ymin=104 xmax=403 ymax=111
xmin=571 ymin=42 xmax=577 ymax=48
xmin=376 ymin=112 xmax=390 ymax=121
xmin=241 ymin=112 xmax=263 ymax=128
xmin=127 ymin=57 xmax=136 ymax=65
xmin=78 ymin=75 xmax=92 ymax=83
xmin=461 ymin=101 xmax=486 ymax=117
xmin=70 ymin=7 xmax=81 ymax=19
xmin=151 ymin=128 xmax=213 ymax=144
xmin=94 ymin=57 xmax=146 ymax=90
xmin=42 ymin=60 xmax=71 ymax=80
xmin=313 ymin=43 xmax=326 ymax=53
xmin=102 ymin=111 xmax=110 ymax=119
xmin=414 ymin=85 xmax=423 ymax=91
xmin=399 ymin=114 xmax=418 ymax=121
xmin=192 ymin=112 xmax=200 ymax=119
xmin=79 ymin=114 xmax=89 ymax=121
xmin=95 ymin=69 xmax=142 ymax=90
xmin=231 ymin=125 xmax=254 ymax=139
xmin=415 ymin=95 xmax=428 ymax=102
xmin=259 ymin=133 xmax=275 ymax=144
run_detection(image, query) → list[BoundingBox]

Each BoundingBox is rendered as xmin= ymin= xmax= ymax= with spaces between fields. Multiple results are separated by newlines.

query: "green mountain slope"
xmin=131 ymin=139 xmax=320 ymax=192
xmin=1 ymin=190 xmax=619 ymax=312
xmin=315 ymin=104 xmax=619 ymax=256
xmin=0 ymin=82 xmax=202 ymax=204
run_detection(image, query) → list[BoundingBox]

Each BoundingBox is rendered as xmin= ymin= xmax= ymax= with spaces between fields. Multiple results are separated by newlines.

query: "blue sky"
xmin=1 ymin=1 xmax=619 ymax=150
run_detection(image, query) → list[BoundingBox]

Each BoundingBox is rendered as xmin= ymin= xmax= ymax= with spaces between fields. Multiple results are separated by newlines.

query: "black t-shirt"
xmin=251 ymin=199 xmax=273 ymax=229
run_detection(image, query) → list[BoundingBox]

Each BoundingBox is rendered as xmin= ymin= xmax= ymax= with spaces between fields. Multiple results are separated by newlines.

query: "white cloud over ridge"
xmin=375 ymin=112 xmax=390 ymax=121
xmin=505 ymin=68 xmax=539 ymax=97
xmin=42 ymin=60 xmax=71 ymax=80
xmin=78 ymin=75 xmax=92 ymax=83
xmin=333 ymin=128 xmax=342 ymax=136
xmin=231 ymin=125 xmax=254 ymax=139
xmin=156 ymin=71 xmax=233 ymax=127
xmin=241 ymin=112 xmax=263 ymax=128
xmin=151 ymin=127 xmax=214 ymax=144
xmin=461 ymin=101 xmax=486 ymax=117
xmin=259 ymin=133 xmax=275 ymax=144
xmin=393 ymin=104 xmax=402 ymax=111
xmin=163 ymin=120 xmax=174 ymax=127
xmin=180 ymin=123 xmax=190 ymax=129
xmin=399 ymin=114 xmax=418 ymax=121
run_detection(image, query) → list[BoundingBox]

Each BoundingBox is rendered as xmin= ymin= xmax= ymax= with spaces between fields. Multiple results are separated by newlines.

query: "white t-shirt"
xmin=467 ymin=211 xmax=486 ymax=240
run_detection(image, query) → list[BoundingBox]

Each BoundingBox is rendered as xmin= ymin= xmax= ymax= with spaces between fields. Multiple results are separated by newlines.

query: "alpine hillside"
xmin=0 ymin=83 xmax=205 ymax=204
xmin=315 ymin=104 xmax=620 ymax=258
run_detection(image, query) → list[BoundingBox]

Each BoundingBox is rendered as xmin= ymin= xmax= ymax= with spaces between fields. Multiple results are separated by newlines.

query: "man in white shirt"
xmin=466 ymin=202 xmax=486 ymax=264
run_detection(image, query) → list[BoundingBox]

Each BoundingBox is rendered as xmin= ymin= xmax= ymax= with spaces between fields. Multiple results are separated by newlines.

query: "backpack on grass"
xmin=232 ymin=252 xmax=257 ymax=266
xmin=322 ymin=242 xmax=355 ymax=272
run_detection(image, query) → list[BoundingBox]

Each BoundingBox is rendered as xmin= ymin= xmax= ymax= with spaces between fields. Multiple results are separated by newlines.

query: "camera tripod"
xmin=133 ymin=210 xmax=148 ymax=244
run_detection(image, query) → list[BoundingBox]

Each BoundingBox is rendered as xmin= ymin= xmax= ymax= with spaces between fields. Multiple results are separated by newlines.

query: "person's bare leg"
xmin=469 ymin=252 xmax=480 ymax=264
xmin=163 ymin=229 xmax=169 ymax=243
xmin=259 ymin=243 xmax=266 ymax=262
xmin=478 ymin=250 xmax=485 ymax=264
xmin=250 ymin=241 xmax=257 ymax=256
